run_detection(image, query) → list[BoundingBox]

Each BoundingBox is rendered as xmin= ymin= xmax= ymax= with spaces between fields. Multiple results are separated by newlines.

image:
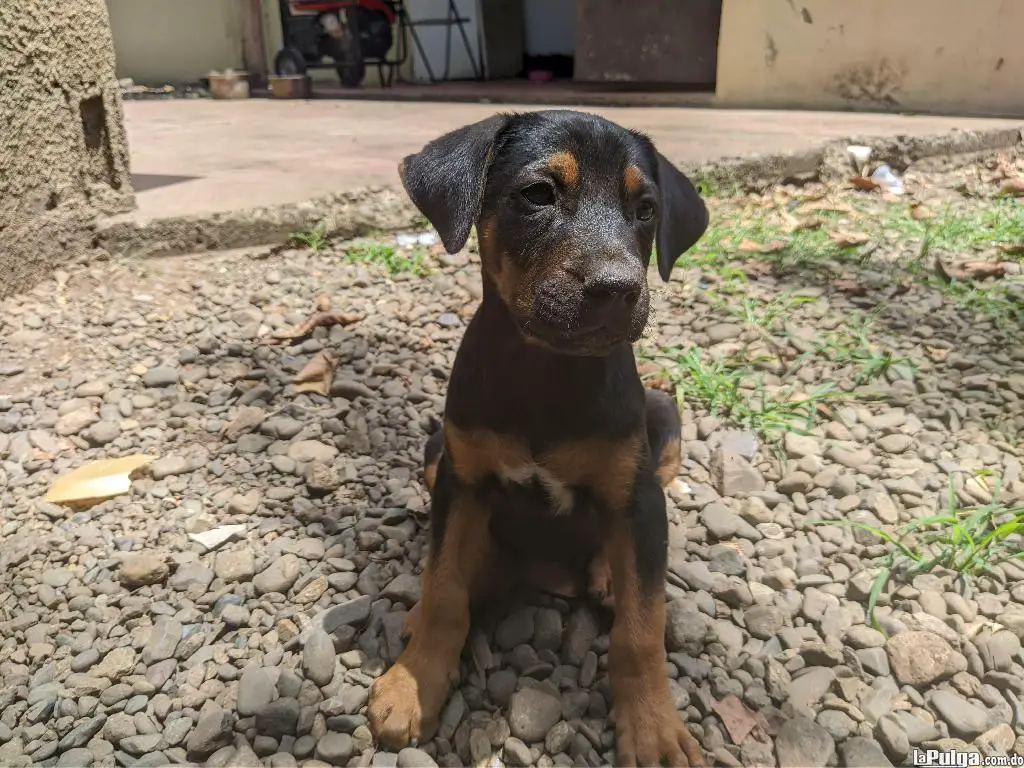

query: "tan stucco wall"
xmin=716 ymin=0 xmax=1024 ymax=117
xmin=107 ymin=0 xmax=246 ymax=84
xmin=0 ymin=0 xmax=134 ymax=299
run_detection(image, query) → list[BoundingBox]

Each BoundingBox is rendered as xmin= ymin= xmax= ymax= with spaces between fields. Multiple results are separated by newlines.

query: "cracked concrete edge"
xmin=95 ymin=125 xmax=1024 ymax=260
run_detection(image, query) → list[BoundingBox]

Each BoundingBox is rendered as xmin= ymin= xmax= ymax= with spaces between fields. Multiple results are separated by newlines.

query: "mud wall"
xmin=715 ymin=0 xmax=1024 ymax=117
xmin=0 ymin=0 xmax=134 ymax=299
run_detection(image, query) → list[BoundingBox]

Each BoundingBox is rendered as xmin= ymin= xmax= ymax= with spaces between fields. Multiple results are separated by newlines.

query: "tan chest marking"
xmin=445 ymin=423 xmax=641 ymax=514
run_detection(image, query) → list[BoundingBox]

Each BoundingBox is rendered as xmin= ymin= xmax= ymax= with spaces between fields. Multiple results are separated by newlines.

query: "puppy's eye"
xmin=521 ymin=183 xmax=556 ymax=207
xmin=636 ymin=201 xmax=656 ymax=222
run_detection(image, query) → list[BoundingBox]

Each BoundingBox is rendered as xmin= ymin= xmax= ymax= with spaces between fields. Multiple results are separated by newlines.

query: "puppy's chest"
xmin=445 ymin=424 xmax=640 ymax=514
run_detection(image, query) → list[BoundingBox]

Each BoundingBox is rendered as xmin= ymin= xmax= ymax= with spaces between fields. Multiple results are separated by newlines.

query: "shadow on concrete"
xmin=132 ymin=173 xmax=199 ymax=193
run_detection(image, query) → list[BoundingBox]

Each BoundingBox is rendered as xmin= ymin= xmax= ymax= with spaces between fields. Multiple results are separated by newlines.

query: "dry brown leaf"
xmin=998 ymin=243 xmax=1024 ymax=255
xmin=268 ymin=310 xmax=363 ymax=343
xmin=910 ymin=202 xmax=933 ymax=220
xmin=737 ymin=239 xmax=786 ymax=254
xmin=637 ymin=361 xmax=672 ymax=392
xmin=889 ymin=280 xmax=912 ymax=298
xmin=45 ymin=455 xmax=157 ymax=509
xmin=293 ymin=350 xmax=338 ymax=396
xmin=829 ymin=230 xmax=870 ymax=248
xmin=926 ymin=345 xmax=950 ymax=362
xmin=959 ymin=261 xmax=1007 ymax=280
xmin=799 ymin=200 xmax=858 ymax=217
xmin=791 ymin=216 xmax=824 ymax=232
xmin=712 ymin=695 xmax=759 ymax=745
xmin=999 ymin=178 xmax=1024 ymax=197
xmin=833 ymin=279 xmax=868 ymax=296
xmin=851 ymin=175 xmax=879 ymax=191
xmin=742 ymin=261 xmax=775 ymax=278
xmin=936 ymin=256 xmax=1006 ymax=283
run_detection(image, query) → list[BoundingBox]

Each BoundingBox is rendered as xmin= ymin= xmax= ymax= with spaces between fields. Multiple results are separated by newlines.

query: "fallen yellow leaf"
xmin=45 ymin=454 xmax=157 ymax=509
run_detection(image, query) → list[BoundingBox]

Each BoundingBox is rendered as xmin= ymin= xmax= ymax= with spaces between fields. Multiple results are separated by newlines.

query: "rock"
xmin=93 ymin=647 xmax=136 ymax=681
xmin=315 ymin=733 xmax=354 ymax=764
xmin=187 ymin=702 xmax=233 ymax=760
xmin=839 ymin=737 xmax=893 ymax=767
xmin=323 ymin=596 xmax=372 ymax=631
xmin=149 ymin=455 xmax=190 ymax=480
xmin=169 ymin=564 xmax=214 ymax=593
xmin=700 ymin=502 xmax=741 ymax=540
xmin=497 ymin=607 xmax=536 ymax=651
xmin=877 ymin=434 xmax=912 ymax=453
xmin=562 ymin=607 xmax=599 ymax=665
xmin=215 ymin=548 xmax=255 ymax=583
xmin=303 ymin=630 xmax=336 ymax=687
xmin=777 ymin=470 xmax=814 ymax=496
xmin=712 ymin=449 xmax=765 ymax=496
xmin=120 ymin=733 xmax=165 ymax=756
xmin=256 ymin=698 xmax=300 ymax=738
xmin=928 ymin=690 xmax=989 ymax=739
xmin=238 ymin=668 xmax=276 ymax=717
xmin=744 ymin=605 xmax=786 ymax=640
xmin=254 ymin=554 xmax=302 ymax=595
xmin=380 ymin=573 xmax=420 ymax=608
xmin=666 ymin=599 xmax=707 ymax=654
xmin=784 ymin=432 xmax=821 ymax=458
xmin=775 ymin=717 xmax=835 ymax=768
xmin=508 ymin=687 xmax=562 ymax=743
xmin=142 ymin=366 xmax=180 ymax=387
xmin=142 ymin=618 xmax=183 ymax=665
xmin=887 ymin=631 xmax=967 ymax=686
xmin=288 ymin=440 xmax=338 ymax=464
xmin=305 ymin=461 xmax=341 ymax=493
xmin=119 ymin=553 xmax=169 ymax=587
xmin=502 ymin=737 xmax=532 ymax=767
xmin=103 ymin=713 xmax=137 ymax=745
xmin=397 ymin=747 xmax=438 ymax=767
xmin=85 ymin=421 xmax=120 ymax=446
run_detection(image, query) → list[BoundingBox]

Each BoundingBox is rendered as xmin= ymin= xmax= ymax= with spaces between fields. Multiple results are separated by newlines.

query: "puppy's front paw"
xmin=615 ymin=696 xmax=704 ymax=767
xmin=368 ymin=655 xmax=450 ymax=750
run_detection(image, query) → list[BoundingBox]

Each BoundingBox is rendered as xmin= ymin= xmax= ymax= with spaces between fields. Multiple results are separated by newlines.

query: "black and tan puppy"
xmin=367 ymin=110 xmax=709 ymax=767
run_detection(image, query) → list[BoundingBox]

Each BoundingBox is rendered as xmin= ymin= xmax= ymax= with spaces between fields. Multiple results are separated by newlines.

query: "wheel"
xmin=274 ymin=47 xmax=307 ymax=77
xmin=336 ymin=6 xmax=366 ymax=88
xmin=337 ymin=59 xmax=366 ymax=88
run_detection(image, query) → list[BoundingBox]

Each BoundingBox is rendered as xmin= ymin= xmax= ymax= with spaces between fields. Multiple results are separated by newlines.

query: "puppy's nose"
xmin=583 ymin=269 xmax=642 ymax=307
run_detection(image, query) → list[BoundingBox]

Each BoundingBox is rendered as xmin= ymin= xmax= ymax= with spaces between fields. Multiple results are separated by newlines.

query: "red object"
xmin=528 ymin=70 xmax=554 ymax=82
xmin=292 ymin=0 xmax=396 ymax=24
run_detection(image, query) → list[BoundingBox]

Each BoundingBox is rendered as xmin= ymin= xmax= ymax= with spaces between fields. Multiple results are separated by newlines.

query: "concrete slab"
xmin=123 ymin=99 xmax=1021 ymax=222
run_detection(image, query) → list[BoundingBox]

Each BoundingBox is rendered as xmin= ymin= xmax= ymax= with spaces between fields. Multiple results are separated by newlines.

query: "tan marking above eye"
xmin=548 ymin=152 xmax=580 ymax=189
xmin=624 ymin=165 xmax=645 ymax=196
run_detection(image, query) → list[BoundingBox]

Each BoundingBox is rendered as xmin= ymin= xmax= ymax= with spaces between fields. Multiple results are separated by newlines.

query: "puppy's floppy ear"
xmin=398 ymin=113 xmax=511 ymax=254
xmin=654 ymin=152 xmax=709 ymax=282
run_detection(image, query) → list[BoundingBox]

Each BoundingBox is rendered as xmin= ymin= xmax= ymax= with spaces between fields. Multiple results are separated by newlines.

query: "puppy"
xmin=368 ymin=110 xmax=708 ymax=767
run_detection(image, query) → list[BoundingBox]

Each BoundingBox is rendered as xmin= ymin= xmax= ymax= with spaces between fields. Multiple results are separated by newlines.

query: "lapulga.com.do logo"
xmin=912 ymin=749 xmax=1024 ymax=768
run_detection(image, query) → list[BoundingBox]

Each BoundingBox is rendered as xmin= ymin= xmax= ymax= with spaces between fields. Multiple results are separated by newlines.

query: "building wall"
xmin=107 ymin=0 xmax=246 ymax=84
xmin=716 ymin=0 xmax=1024 ymax=117
xmin=0 ymin=0 xmax=134 ymax=299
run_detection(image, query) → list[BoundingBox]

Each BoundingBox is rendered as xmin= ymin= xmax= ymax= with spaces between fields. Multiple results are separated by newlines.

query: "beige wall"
xmin=0 ymin=0 xmax=134 ymax=298
xmin=716 ymin=0 xmax=1024 ymax=117
xmin=107 ymin=0 xmax=245 ymax=84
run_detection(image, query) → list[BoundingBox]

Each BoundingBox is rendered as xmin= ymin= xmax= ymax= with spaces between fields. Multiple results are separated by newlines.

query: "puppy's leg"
xmin=645 ymin=387 xmax=684 ymax=488
xmin=368 ymin=465 xmax=493 ymax=749
xmin=608 ymin=470 xmax=704 ymax=767
xmin=587 ymin=388 xmax=682 ymax=607
xmin=422 ymin=425 xmax=445 ymax=496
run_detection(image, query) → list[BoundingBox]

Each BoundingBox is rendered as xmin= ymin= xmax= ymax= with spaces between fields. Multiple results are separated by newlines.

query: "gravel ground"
xmin=1 ymin=151 xmax=1024 ymax=768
